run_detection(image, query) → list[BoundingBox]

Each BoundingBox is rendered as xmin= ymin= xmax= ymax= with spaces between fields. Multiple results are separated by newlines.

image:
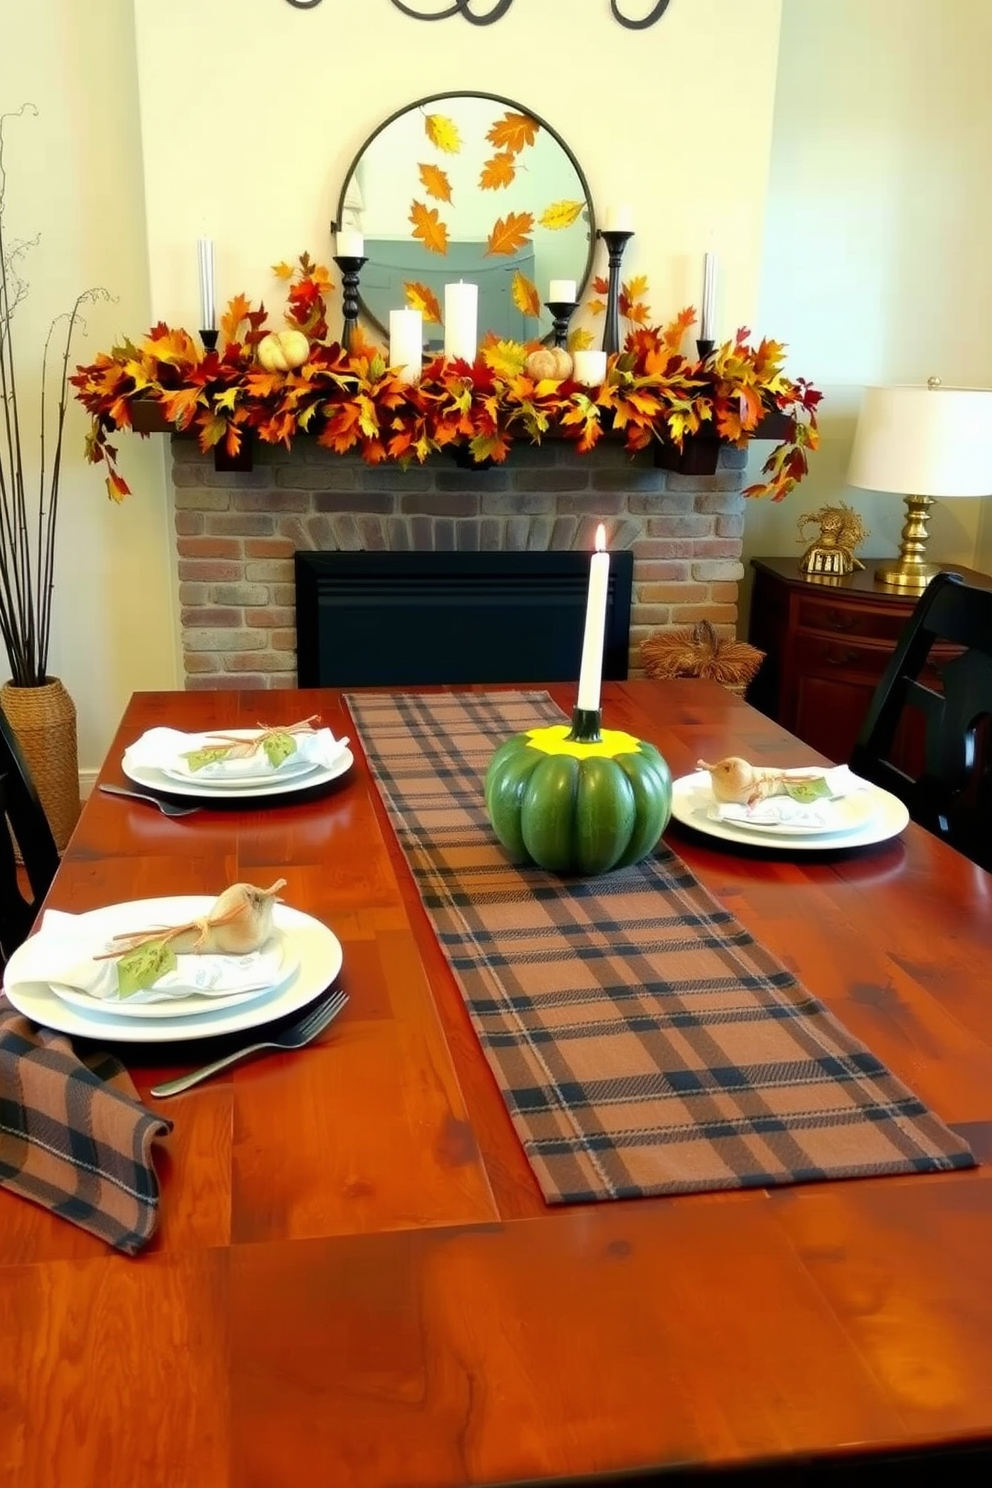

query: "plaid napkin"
xmin=0 ymin=996 xmax=172 ymax=1254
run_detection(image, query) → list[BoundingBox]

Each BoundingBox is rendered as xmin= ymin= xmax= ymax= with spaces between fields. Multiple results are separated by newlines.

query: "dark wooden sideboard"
xmin=745 ymin=556 xmax=992 ymax=765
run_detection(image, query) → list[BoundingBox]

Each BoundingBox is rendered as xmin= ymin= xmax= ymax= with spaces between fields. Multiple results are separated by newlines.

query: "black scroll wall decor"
xmin=285 ymin=0 xmax=673 ymax=28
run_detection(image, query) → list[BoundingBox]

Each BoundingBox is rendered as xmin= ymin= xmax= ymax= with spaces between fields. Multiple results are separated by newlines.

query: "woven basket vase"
xmin=1 ymin=677 xmax=81 ymax=853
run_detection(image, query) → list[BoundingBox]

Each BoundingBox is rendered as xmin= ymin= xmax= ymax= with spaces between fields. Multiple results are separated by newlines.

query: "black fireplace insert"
xmin=295 ymin=550 xmax=634 ymax=688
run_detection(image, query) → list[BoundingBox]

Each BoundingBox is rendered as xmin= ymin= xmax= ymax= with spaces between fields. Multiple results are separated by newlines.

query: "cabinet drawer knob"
xmin=825 ymin=646 xmax=859 ymax=666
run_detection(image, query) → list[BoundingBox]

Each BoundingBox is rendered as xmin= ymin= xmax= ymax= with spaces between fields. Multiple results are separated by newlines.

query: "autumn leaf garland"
xmin=70 ymin=253 xmax=821 ymax=505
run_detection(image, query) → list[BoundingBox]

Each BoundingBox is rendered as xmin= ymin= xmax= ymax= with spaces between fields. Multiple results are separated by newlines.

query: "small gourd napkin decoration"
xmin=182 ymin=715 xmax=321 ymax=773
xmin=99 ymin=880 xmax=287 ymax=998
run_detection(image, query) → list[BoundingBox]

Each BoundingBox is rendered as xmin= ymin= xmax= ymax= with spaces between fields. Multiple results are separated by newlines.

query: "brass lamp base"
xmin=875 ymin=494 xmax=938 ymax=590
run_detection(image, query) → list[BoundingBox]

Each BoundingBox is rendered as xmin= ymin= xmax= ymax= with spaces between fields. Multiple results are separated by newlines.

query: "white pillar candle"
xmin=577 ymin=524 xmax=610 ymax=713
xmin=572 ymin=350 xmax=607 ymax=387
xmin=549 ymin=279 xmax=577 ymax=303
xmin=701 ymin=252 xmax=718 ymax=341
xmin=443 ymin=281 xmax=478 ymax=364
xmin=197 ymin=238 xmax=216 ymax=331
xmin=601 ymin=204 xmax=634 ymax=233
xmin=389 ymin=308 xmax=423 ymax=384
xmin=336 ymin=230 xmax=365 ymax=259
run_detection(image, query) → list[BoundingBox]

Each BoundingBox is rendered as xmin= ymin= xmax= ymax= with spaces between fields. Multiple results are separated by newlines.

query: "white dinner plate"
xmin=122 ymin=745 xmax=354 ymax=801
xmin=46 ymin=928 xmax=301 ymax=1020
xmin=3 ymin=899 xmax=344 ymax=1043
xmin=670 ymin=771 xmax=910 ymax=851
xmin=158 ymin=756 xmax=321 ymax=790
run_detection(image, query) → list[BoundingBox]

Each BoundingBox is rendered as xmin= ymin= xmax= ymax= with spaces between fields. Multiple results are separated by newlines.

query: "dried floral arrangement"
xmin=71 ymin=253 xmax=822 ymax=504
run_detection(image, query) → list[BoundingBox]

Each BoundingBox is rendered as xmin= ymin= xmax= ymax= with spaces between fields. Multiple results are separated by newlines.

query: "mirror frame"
xmin=334 ymin=89 xmax=597 ymax=345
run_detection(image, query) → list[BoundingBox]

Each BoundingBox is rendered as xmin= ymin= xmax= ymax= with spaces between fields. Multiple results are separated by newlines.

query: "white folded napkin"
xmin=708 ymin=765 xmax=872 ymax=830
xmin=16 ymin=909 xmax=286 ymax=1004
xmin=125 ymin=725 xmax=348 ymax=781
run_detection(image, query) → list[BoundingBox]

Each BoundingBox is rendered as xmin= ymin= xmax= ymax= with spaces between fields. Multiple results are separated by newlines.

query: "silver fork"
xmin=99 ymin=784 xmax=201 ymax=818
xmin=149 ymin=989 xmax=348 ymax=1098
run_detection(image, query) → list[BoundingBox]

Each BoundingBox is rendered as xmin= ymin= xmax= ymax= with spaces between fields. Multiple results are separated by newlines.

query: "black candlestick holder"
xmin=597 ymin=229 xmax=635 ymax=357
xmin=544 ymin=299 xmax=579 ymax=350
xmin=200 ymin=329 xmax=219 ymax=353
xmin=333 ymin=253 xmax=368 ymax=353
xmin=695 ymin=337 xmax=715 ymax=361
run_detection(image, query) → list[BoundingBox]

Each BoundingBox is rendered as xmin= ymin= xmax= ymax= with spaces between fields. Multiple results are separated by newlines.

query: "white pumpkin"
xmin=524 ymin=346 xmax=573 ymax=382
xmin=257 ymin=328 xmax=311 ymax=373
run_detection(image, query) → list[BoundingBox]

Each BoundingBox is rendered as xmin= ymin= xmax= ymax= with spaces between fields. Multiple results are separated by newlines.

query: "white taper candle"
xmin=701 ymin=252 xmax=718 ymax=341
xmin=577 ymin=524 xmax=610 ymax=712
xmin=197 ymin=238 xmax=216 ymax=332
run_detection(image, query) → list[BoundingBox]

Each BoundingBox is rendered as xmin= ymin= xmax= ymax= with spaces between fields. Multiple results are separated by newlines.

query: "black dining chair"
xmin=0 ymin=704 xmax=60 ymax=965
xmin=850 ymin=570 xmax=992 ymax=871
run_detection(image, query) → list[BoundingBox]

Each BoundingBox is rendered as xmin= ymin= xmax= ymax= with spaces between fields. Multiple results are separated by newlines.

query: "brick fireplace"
xmin=171 ymin=436 xmax=747 ymax=689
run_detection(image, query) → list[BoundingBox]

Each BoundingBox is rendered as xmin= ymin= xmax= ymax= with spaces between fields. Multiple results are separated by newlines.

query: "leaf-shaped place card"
xmin=183 ymin=743 xmax=238 ymax=772
xmin=784 ymin=777 xmax=832 ymax=804
xmin=262 ymin=731 xmax=298 ymax=769
xmin=117 ymin=939 xmax=178 ymax=999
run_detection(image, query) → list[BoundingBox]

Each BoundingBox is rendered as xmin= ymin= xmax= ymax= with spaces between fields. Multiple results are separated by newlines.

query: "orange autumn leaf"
xmin=409 ymin=201 xmax=449 ymax=256
xmin=220 ymin=293 xmax=254 ymax=342
xmin=418 ymin=162 xmax=453 ymax=203
xmin=143 ymin=327 xmax=199 ymax=366
xmin=484 ymin=211 xmax=533 ymax=258
xmin=159 ymin=386 xmax=203 ymax=429
xmin=663 ymin=306 xmax=697 ymax=354
xmin=620 ymin=278 xmax=651 ymax=325
xmin=424 ymin=113 xmax=461 ymax=154
xmin=404 ymin=280 xmax=443 ymax=324
xmin=486 ymin=111 xmax=539 ymax=155
xmin=588 ymin=299 xmax=607 ymax=318
xmin=479 ymin=152 xmax=516 ymax=191
xmin=538 ymin=200 xmax=585 ymax=232
xmin=511 ymin=271 xmax=541 ymax=319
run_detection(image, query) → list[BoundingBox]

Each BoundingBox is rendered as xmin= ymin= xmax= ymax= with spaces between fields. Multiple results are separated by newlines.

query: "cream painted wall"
xmin=132 ymin=0 xmax=782 ymax=358
xmin=743 ymin=0 xmax=992 ymax=618
xmin=1 ymin=0 xmax=178 ymax=774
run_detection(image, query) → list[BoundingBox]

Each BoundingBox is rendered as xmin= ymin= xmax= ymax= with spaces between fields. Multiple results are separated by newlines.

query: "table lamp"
xmin=846 ymin=379 xmax=992 ymax=589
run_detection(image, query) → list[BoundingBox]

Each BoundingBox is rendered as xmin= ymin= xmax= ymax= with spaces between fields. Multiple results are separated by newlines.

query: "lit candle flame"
xmin=595 ymin=523 xmax=606 ymax=553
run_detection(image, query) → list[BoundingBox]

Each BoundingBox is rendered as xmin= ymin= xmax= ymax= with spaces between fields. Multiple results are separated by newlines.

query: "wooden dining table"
xmin=3 ymin=679 xmax=992 ymax=1487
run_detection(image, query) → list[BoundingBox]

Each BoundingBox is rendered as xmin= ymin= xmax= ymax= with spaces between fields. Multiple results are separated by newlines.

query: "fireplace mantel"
xmin=135 ymin=399 xmax=792 ymax=474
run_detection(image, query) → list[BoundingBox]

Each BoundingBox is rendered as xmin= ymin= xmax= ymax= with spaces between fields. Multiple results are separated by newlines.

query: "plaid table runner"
xmin=0 ymin=997 xmax=172 ymax=1254
xmin=348 ymin=690 xmax=975 ymax=1203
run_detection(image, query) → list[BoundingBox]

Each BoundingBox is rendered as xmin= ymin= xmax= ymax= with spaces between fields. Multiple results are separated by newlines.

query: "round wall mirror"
xmin=335 ymin=91 xmax=594 ymax=350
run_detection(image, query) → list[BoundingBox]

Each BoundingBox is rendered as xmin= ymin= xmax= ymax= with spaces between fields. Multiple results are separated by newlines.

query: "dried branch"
xmin=0 ymin=103 xmax=111 ymax=686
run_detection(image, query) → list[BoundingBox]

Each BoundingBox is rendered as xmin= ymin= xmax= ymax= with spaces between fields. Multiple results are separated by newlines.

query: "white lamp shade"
xmin=847 ymin=384 xmax=992 ymax=498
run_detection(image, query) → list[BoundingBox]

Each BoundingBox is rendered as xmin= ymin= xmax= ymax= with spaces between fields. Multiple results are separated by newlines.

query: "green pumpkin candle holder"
xmin=484 ymin=706 xmax=673 ymax=876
